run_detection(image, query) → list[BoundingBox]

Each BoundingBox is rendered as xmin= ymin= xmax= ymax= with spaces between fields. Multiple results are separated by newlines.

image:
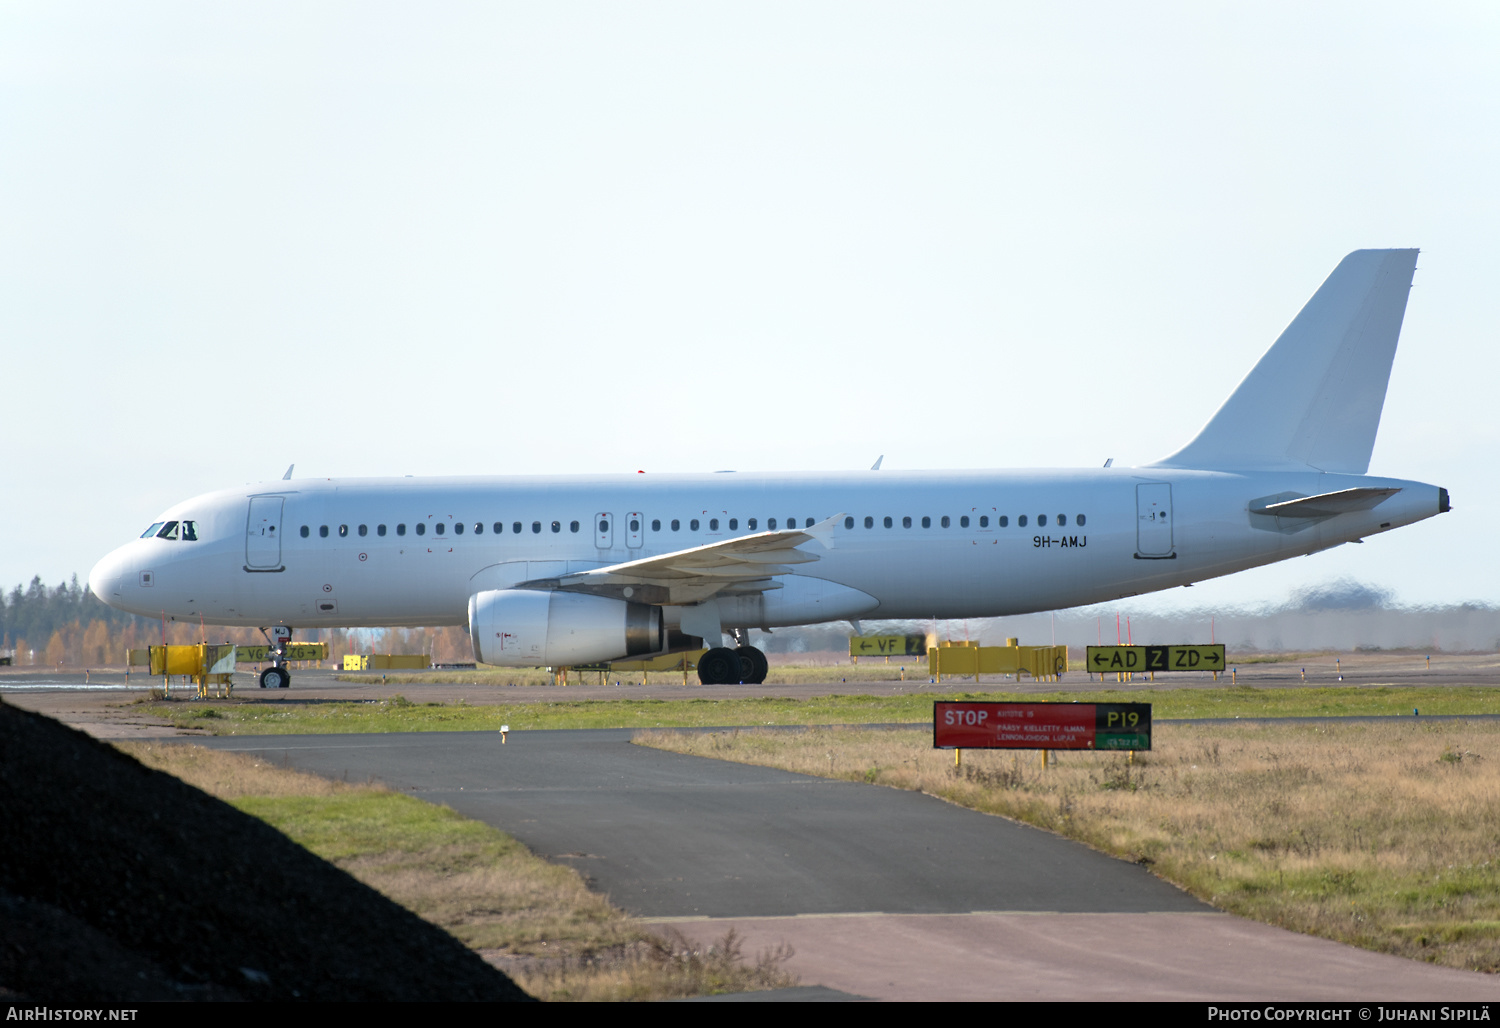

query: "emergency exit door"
xmin=1135 ymin=483 xmax=1174 ymax=558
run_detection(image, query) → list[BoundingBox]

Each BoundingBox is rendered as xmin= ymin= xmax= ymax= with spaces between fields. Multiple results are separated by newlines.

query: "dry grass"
xmin=118 ymin=742 xmax=796 ymax=999
xmin=505 ymin=929 xmax=797 ymax=1002
xmin=634 ymin=720 xmax=1500 ymax=973
xmin=119 ymin=739 xmax=350 ymax=798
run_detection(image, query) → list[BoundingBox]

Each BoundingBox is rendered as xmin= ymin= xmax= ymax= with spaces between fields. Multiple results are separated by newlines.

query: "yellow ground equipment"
xmin=928 ymin=639 xmax=1068 ymax=683
xmin=341 ymin=654 xmax=432 ymax=671
xmin=125 ymin=644 xmax=239 ymax=698
xmin=128 ymin=641 xmax=332 ymax=697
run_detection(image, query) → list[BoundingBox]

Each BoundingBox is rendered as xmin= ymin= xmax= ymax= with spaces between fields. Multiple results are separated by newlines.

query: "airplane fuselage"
xmin=88 ymin=467 xmax=1445 ymax=632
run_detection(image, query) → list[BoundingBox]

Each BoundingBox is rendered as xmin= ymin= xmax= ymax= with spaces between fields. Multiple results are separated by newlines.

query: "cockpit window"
xmin=141 ymin=522 xmax=165 ymax=539
xmin=181 ymin=520 xmax=198 ymax=541
xmin=156 ymin=521 xmax=180 ymax=540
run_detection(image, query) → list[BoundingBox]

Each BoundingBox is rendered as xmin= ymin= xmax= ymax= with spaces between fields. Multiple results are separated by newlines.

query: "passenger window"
xmin=1077 ymin=514 xmax=1087 ymax=526
xmin=979 ymin=516 xmax=989 ymax=528
xmin=493 ymin=522 xmax=502 ymax=534
xmin=921 ymin=516 xmax=930 ymax=528
xmin=570 ymin=521 xmax=579 ymax=533
xmin=1038 ymin=515 xmax=1047 ymax=527
xmin=902 ymin=516 xmax=912 ymax=529
xmin=141 ymin=522 xmax=165 ymax=538
xmin=883 ymin=516 xmax=893 ymax=528
xmin=513 ymin=522 xmax=522 ymax=534
xmin=671 ymin=519 xmax=680 ymax=531
xmin=181 ymin=521 xmax=198 ymax=541
xmin=378 ymin=525 xmax=387 ymax=537
xmin=319 ymin=525 xmax=329 ymax=538
xmin=1057 ymin=514 xmax=1066 ymax=527
xmin=551 ymin=521 xmax=561 ymax=533
xmin=690 ymin=519 xmax=700 ymax=531
xmin=599 ymin=519 xmax=609 ymax=533
xmin=454 ymin=523 xmax=465 ymax=535
xmin=157 ymin=521 xmax=179 ymax=540
xmin=415 ymin=523 xmax=425 ymax=536
xmin=397 ymin=524 xmax=406 ymax=536
xmin=709 ymin=518 xmax=719 ymax=530
xmin=960 ymin=516 xmax=970 ymax=528
xmin=532 ymin=522 xmax=541 ymax=534
xmin=768 ymin=518 xmax=777 ymax=530
xmin=339 ymin=524 xmax=349 ymax=537
xmin=1018 ymin=515 xmax=1028 ymax=527
xmin=474 ymin=523 xmax=483 ymax=534
xmin=941 ymin=515 xmax=950 ymax=528
xmin=358 ymin=524 xmax=368 ymax=537
xmin=632 ymin=518 xmax=642 ymax=532
xmin=727 ymin=518 xmax=736 ymax=530
xmin=788 ymin=517 xmax=797 ymax=528
xmin=300 ymin=525 xmax=309 ymax=538
xmin=999 ymin=515 xmax=1009 ymax=528
xmin=864 ymin=516 xmax=874 ymax=529
xmin=805 ymin=518 xmax=814 ymax=528
xmin=844 ymin=516 xmax=854 ymax=529
xmin=652 ymin=519 xmax=661 ymax=532
xmin=434 ymin=523 xmax=445 ymax=536
xmin=748 ymin=518 xmax=758 ymax=530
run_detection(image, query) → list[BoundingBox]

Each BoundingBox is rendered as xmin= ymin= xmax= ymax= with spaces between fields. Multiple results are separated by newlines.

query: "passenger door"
xmin=246 ymin=496 xmax=285 ymax=569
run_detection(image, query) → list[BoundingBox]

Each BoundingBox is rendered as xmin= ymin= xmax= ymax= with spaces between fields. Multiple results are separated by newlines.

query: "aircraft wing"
xmin=556 ymin=514 xmax=844 ymax=604
xmin=1251 ymin=487 xmax=1401 ymax=519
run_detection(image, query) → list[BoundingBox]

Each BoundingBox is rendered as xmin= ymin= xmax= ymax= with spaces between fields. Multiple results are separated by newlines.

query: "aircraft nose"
xmin=88 ymin=546 xmax=131 ymax=604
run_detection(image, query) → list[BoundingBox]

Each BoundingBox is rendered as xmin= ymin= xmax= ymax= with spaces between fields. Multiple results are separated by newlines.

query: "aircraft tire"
xmin=736 ymin=645 xmax=769 ymax=685
xmin=697 ymin=647 xmax=740 ymax=685
xmin=259 ymin=666 xmax=291 ymax=690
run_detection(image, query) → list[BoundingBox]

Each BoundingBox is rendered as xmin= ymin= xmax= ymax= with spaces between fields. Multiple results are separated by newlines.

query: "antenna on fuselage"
xmin=283 ymin=464 xmax=294 ymax=480
xmin=870 ymin=455 xmax=884 ymax=471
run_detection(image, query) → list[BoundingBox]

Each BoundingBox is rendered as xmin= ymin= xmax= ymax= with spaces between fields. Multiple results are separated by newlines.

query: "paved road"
xmin=195 ymin=728 xmax=1202 ymax=918
xmin=191 ymin=728 xmax=1500 ymax=1001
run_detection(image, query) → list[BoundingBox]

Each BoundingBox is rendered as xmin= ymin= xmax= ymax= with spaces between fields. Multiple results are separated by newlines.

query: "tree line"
xmin=1 ymin=574 xmax=474 ymax=667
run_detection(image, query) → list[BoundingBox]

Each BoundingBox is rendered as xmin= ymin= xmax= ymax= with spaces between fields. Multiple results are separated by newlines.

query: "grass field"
xmin=137 ymin=684 xmax=1500 ymax=735
xmin=119 ymin=742 xmax=796 ymax=1000
xmin=635 ymin=719 xmax=1500 ymax=974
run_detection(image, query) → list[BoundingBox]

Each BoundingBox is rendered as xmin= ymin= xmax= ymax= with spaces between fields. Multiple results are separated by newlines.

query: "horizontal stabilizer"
xmin=1250 ymin=487 xmax=1401 ymax=519
xmin=1153 ymin=249 xmax=1419 ymax=474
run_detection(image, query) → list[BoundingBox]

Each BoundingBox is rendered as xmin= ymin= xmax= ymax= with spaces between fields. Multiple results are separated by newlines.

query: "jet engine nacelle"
xmin=468 ymin=589 xmax=663 ymax=667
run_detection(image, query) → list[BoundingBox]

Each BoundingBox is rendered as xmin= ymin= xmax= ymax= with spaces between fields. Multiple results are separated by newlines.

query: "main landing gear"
xmin=258 ymin=624 xmax=294 ymax=689
xmin=697 ymin=645 xmax=769 ymax=685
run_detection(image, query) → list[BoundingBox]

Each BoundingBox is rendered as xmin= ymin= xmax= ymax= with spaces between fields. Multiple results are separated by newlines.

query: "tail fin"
xmin=1151 ymin=248 xmax=1419 ymax=474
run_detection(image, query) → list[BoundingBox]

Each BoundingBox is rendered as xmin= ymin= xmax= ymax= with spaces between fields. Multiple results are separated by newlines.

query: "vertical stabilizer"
xmin=1151 ymin=249 xmax=1418 ymax=474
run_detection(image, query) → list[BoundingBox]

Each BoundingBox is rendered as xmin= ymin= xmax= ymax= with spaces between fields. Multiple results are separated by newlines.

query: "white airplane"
xmin=90 ymin=250 xmax=1447 ymax=688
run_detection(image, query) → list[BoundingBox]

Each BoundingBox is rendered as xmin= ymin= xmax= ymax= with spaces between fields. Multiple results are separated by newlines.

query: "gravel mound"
xmin=0 ymin=698 xmax=532 ymax=1001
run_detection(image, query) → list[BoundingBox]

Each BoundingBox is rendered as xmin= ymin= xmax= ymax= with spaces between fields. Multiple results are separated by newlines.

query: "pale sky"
xmin=3 ymin=2 xmax=1496 ymax=613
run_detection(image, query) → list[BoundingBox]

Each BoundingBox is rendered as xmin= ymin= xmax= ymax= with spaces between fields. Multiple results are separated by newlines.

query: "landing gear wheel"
xmin=735 ymin=645 xmax=769 ymax=685
xmin=259 ymin=666 xmax=291 ymax=690
xmin=697 ymin=647 xmax=741 ymax=685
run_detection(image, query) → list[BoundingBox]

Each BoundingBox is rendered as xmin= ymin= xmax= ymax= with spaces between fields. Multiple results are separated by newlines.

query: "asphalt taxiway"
xmin=188 ymin=727 xmax=1500 ymax=1002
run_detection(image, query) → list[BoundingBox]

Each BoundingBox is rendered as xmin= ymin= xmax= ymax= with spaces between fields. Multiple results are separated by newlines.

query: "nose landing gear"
xmin=258 ymin=625 xmax=294 ymax=688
